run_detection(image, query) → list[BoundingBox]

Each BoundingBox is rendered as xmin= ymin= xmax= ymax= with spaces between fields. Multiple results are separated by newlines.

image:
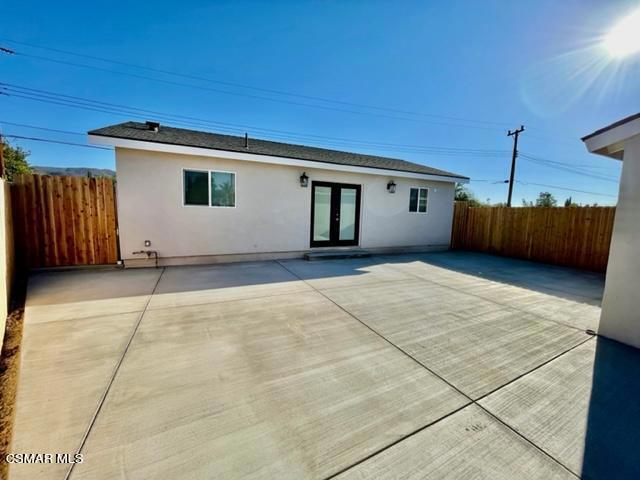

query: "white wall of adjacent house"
xmin=599 ymin=134 xmax=640 ymax=349
xmin=115 ymin=147 xmax=456 ymax=265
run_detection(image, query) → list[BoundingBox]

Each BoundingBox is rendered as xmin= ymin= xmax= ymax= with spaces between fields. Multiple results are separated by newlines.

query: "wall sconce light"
xmin=300 ymin=172 xmax=309 ymax=187
xmin=387 ymin=180 xmax=396 ymax=193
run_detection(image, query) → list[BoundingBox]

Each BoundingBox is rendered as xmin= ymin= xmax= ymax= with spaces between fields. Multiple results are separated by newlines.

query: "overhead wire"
xmin=519 ymin=153 xmax=618 ymax=183
xmin=515 ymin=180 xmax=616 ymax=198
xmin=2 ymin=47 xmax=510 ymax=132
xmin=0 ymin=38 xmax=513 ymax=128
xmin=0 ymin=120 xmax=84 ymax=136
xmin=0 ymin=42 xmax=620 ymax=199
xmin=0 ymin=84 xmax=510 ymax=158
xmin=2 ymin=134 xmax=111 ymax=150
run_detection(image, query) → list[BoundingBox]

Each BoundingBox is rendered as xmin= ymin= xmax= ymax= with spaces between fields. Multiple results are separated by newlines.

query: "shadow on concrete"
xmin=25 ymin=258 xmax=375 ymax=306
xmin=581 ymin=337 xmax=640 ymax=479
xmin=26 ymin=252 xmax=604 ymax=309
xmin=382 ymin=250 xmax=605 ymax=306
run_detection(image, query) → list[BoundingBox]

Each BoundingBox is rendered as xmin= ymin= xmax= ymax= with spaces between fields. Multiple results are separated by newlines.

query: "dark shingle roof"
xmin=581 ymin=112 xmax=640 ymax=141
xmin=89 ymin=122 xmax=468 ymax=180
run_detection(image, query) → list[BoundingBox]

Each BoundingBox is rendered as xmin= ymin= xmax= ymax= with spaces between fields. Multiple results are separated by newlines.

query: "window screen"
xmin=409 ymin=188 xmax=428 ymax=213
xmin=211 ymin=171 xmax=236 ymax=207
xmin=184 ymin=170 xmax=209 ymax=206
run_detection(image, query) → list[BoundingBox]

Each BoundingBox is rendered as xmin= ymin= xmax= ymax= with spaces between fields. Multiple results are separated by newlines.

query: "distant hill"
xmin=32 ymin=166 xmax=116 ymax=178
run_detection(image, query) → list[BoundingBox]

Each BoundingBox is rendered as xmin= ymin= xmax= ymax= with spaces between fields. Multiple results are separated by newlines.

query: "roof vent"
xmin=145 ymin=121 xmax=160 ymax=132
xmin=244 ymin=132 xmax=249 ymax=149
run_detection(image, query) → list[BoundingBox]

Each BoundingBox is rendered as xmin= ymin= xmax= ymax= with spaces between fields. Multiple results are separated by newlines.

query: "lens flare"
xmin=604 ymin=8 xmax=640 ymax=58
xmin=520 ymin=8 xmax=640 ymax=117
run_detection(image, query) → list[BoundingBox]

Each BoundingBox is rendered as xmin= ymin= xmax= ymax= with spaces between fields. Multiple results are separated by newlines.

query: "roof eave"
xmin=88 ymin=133 xmax=470 ymax=183
xmin=582 ymin=113 xmax=640 ymax=160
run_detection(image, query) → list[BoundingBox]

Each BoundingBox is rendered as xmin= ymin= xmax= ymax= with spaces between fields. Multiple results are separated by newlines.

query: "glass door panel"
xmin=339 ymin=188 xmax=357 ymax=241
xmin=310 ymin=182 xmax=360 ymax=247
xmin=313 ymin=186 xmax=331 ymax=241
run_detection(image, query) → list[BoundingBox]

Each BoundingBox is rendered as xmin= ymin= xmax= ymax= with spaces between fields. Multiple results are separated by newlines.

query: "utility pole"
xmin=506 ymin=125 xmax=524 ymax=207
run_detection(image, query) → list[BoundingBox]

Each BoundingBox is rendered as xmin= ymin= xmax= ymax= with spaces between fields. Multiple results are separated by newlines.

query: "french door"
xmin=310 ymin=181 xmax=361 ymax=247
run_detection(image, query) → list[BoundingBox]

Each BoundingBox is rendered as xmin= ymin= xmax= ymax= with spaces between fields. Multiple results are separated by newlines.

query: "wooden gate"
xmin=11 ymin=174 xmax=119 ymax=267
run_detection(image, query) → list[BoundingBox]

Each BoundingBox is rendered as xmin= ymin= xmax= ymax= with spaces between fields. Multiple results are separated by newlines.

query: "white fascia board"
xmin=583 ymin=116 xmax=640 ymax=160
xmin=88 ymin=135 xmax=469 ymax=184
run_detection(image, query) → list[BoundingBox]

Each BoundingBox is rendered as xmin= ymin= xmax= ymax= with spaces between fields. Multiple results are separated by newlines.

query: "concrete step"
xmin=304 ymin=249 xmax=372 ymax=261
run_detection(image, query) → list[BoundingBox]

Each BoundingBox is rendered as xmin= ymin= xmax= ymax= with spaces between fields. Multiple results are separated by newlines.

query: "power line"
xmin=516 ymin=180 xmax=617 ymax=198
xmin=468 ymin=179 xmax=508 ymax=183
xmin=519 ymin=153 xmax=618 ymax=183
xmin=2 ymin=131 xmax=616 ymax=200
xmin=1 ymin=47 xmax=509 ymax=132
xmin=0 ymin=84 xmax=510 ymax=158
xmin=0 ymin=38 xmax=513 ymax=128
xmin=0 ymin=120 xmax=84 ymax=136
xmin=1 ymin=40 xmax=600 ymax=150
xmin=3 ymin=134 xmax=111 ymax=150
xmin=522 ymin=158 xmax=618 ymax=182
xmin=520 ymin=152 xmax=619 ymax=170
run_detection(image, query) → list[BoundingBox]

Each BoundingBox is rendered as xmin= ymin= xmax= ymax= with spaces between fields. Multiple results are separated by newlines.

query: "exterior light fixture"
xmin=300 ymin=172 xmax=309 ymax=187
xmin=387 ymin=180 xmax=396 ymax=193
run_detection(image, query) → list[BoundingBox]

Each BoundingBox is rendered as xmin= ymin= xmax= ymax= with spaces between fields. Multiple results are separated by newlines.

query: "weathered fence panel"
xmin=451 ymin=202 xmax=615 ymax=272
xmin=11 ymin=174 xmax=118 ymax=267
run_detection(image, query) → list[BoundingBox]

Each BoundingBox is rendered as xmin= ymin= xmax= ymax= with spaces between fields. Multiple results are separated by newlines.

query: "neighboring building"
xmin=89 ymin=121 xmax=468 ymax=266
xmin=583 ymin=112 xmax=640 ymax=349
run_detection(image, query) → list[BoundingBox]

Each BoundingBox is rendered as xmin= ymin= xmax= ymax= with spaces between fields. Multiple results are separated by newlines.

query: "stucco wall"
xmin=599 ymin=135 xmax=640 ymax=349
xmin=115 ymin=148 xmax=456 ymax=263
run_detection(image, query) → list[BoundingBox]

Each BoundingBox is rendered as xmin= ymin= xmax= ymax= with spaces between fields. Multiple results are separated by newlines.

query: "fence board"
xmin=451 ymin=202 xmax=615 ymax=272
xmin=12 ymin=174 xmax=118 ymax=268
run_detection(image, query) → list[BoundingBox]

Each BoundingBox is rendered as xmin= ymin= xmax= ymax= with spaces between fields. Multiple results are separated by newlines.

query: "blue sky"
xmin=1 ymin=0 xmax=639 ymax=205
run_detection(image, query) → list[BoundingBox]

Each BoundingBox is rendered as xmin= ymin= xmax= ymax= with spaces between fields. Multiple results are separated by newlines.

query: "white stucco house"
xmin=583 ymin=112 xmax=640 ymax=349
xmin=88 ymin=121 xmax=468 ymax=267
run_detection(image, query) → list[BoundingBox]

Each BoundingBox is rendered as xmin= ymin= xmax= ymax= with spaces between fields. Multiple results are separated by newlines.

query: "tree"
xmin=564 ymin=196 xmax=578 ymax=207
xmin=535 ymin=192 xmax=557 ymax=207
xmin=454 ymin=183 xmax=483 ymax=207
xmin=2 ymin=140 xmax=33 ymax=181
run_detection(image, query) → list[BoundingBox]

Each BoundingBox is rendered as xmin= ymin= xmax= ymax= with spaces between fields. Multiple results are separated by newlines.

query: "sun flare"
xmin=604 ymin=8 xmax=640 ymax=58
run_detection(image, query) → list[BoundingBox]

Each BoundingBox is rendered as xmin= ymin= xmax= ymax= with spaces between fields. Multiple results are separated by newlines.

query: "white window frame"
xmin=182 ymin=168 xmax=237 ymax=208
xmin=409 ymin=187 xmax=429 ymax=214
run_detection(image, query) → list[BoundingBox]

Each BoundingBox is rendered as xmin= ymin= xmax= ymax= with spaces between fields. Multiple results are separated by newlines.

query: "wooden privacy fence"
xmin=11 ymin=174 xmax=118 ymax=267
xmin=451 ymin=202 xmax=616 ymax=272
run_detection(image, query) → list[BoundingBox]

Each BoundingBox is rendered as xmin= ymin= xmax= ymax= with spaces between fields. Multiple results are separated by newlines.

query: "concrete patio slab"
xmin=399 ymin=267 xmax=601 ymax=332
xmin=481 ymin=337 xmax=640 ymax=479
xmin=12 ymin=252 xmax=615 ymax=479
xmin=381 ymin=252 xmax=602 ymax=330
xmin=25 ymin=268 xmax=162 ymax=324
xmin=462 ymin=282 xmax=600 ymax=332
xmin=10 ymin=312 xmax=141 ymax=480
xmin=148 ymin=261 xmax=311 ymax=310
xmin=392 ymin=251 xmax=605 ymax=302
xmin=278 ymin=257 xmax=413 ymax=290
xmin=335 ymin=404 xmax=574 ymax=480
xmin=324 ymin=279 xmax=589 ymax=398
xmin=70 ymin=291 xmax=468 ymax=480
